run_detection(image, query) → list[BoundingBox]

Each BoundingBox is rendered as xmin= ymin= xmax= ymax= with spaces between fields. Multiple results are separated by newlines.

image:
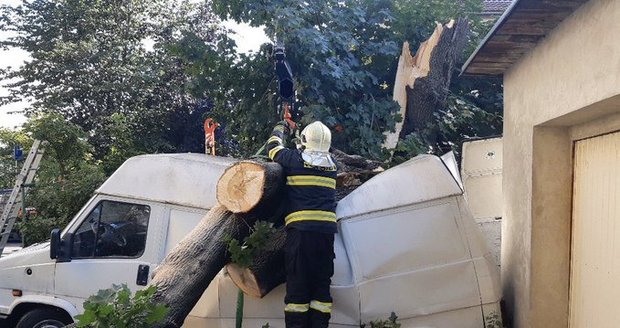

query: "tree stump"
xmin=383 ymin=18 xmax=469 ymax=149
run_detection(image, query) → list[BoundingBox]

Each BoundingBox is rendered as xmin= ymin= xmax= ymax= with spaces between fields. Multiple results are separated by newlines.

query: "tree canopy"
xmin=208 ymin=0 xmax=496 ymax=158
xmin=2 ymin=0 xmax=499 ymax=160
xmin=1 ymin=0 xmax=228 ymax=161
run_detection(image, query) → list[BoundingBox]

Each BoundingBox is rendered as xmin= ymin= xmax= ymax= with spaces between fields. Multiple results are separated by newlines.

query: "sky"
xmin=0 ymin=0 xmax=269 ymax=130
xmin=0 ymin=0 xmax=29 ymax=129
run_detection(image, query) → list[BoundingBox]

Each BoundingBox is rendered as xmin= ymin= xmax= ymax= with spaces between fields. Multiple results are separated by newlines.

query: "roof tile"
xmin=483 ymin=0 xmax=514 ymax=15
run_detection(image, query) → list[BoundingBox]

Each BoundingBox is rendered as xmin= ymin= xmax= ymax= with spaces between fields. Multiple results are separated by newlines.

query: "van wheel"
xmin=16 ymin=308 xmax=72 ymax=328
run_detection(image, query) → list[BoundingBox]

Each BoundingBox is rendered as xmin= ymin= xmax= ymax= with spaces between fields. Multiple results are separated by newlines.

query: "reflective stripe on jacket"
xmin=266 ymin=125 xmax=337 ymax=233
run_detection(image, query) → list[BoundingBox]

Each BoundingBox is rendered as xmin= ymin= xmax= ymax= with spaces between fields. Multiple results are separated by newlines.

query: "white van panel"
xmin=342 ymin=201 xmax=469 ymax=280
xmin=461 ymin=138 xmax=502 ymax=220
xmin=332 ymin=232 xmax=354 ymax=286
xmin=337 ymin=155 xmax=462 ymax=219
xmin=213 ymin=271 xmax=360 ymax=326
xmin=358 ymin=260 xmax=480 ymax=322
xmin=165 ymin=209 xmax=206 ymax=256
xmin=188 ymin=279 xmax=220 ymax=318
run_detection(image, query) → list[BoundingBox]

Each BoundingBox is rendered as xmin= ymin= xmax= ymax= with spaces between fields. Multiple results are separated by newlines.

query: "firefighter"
xmin=266 ymin=120 xmax=337 ymax=328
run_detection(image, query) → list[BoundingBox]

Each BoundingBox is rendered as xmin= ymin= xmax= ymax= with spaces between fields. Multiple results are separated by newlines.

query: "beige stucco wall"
xmin=501 ymin=0 xmax=620 ymax=327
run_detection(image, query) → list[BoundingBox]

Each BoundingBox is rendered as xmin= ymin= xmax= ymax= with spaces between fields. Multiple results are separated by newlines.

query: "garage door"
xmin=570 ymin=131 xmax=620 ymax=328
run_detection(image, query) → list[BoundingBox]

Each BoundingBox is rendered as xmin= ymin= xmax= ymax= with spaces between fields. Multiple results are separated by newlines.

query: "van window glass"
xmin=72 ymin=200 xmax=150 ymax=258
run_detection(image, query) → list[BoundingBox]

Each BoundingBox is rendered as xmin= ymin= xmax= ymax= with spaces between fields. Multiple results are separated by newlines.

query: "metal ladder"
xmin=0 ymin=140 xmax=45 ymax=254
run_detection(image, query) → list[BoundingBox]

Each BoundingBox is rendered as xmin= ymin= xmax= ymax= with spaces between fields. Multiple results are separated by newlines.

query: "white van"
xmin=0 ymin=153 xmax=501 ymax=328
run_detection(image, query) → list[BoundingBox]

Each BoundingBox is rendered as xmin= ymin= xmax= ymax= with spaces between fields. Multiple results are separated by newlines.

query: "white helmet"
xmin=301 ymin=121 xmax=331 ymax=152
xmin=300 ymin=121 xmax=335 ymax=168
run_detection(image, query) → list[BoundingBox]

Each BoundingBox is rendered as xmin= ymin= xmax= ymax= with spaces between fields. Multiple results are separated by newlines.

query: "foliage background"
xmin=0 ymin=0 xmax=502 ymax=244
xmin=74 ymin=284 xmax=168 ymax=328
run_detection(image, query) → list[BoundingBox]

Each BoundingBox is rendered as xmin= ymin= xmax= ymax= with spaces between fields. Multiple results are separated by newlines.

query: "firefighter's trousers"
xmin=284 ymin=228 xmax=335 ymax=328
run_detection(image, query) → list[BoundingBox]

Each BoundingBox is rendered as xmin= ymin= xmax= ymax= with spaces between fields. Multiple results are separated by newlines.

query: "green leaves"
xmin=209 ymin=0 xmax=498 ymax=160
xmin=484 ymin=311 xmax=504 ymax=328
xmin=75 ymin=284 xmax=169 ymax=328
xmin=226 ymin=221 xmax=276 ymax=268
xmin=0 ymin=0 xmax=225 ymax=158
xmin=0 ymin=128 xmax=32 ymax=189
xmin=1 ymin=0 xmax=502 ymax=175
xmin=11 ymin=114 xmax=106 ymax=246
xmin=209 ymin=0 xmax=401 ymax=158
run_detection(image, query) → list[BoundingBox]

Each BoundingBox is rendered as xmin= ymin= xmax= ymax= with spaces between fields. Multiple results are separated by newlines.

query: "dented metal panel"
xmin=341 ymin=201 xmax=470 ymax=281
xmin=337 ymin=155 xmax=463 ymax=219
xmin=97 ymin=154 xmax=237 ymax=210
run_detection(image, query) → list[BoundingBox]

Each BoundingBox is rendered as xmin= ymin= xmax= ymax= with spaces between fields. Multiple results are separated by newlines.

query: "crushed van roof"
xmin=336 ymin=155 xmax=463 ymax=220
xmin=97 ymin=154 xmax=237 ymax=210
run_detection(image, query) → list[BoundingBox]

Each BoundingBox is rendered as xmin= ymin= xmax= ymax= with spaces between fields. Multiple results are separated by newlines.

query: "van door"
xmin=54 ymin=198 xmax=161 ymax=306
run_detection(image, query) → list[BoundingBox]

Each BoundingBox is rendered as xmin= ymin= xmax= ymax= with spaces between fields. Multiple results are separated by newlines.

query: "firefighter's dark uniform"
xmin=266 ymin=123 xmax=337 ymax=328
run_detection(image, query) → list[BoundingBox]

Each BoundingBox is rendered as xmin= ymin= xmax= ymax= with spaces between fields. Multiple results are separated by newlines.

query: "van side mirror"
xmin=50 ymin=229 xmax=72 ymax=262
xmin=50 ymin=229 xmax=61 ymax=259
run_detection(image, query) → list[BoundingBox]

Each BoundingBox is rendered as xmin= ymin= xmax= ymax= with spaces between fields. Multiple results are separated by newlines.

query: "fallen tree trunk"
xmin=150 ymin=206 xmax=252 ymax=328
xmin=331 ymin=148 xmax=383 ymax=173
xmin=217 ymin=161 xmax=285 ymax=214
xmin=332 ymin=148 xmax=384 ymax=200
xmin=226 ymin=226 xmax=287 ymax=298
xmin=383 ymin=18 xmax=469 ymax=149
xmin=150 ymin=161 xmax=287 ymax=327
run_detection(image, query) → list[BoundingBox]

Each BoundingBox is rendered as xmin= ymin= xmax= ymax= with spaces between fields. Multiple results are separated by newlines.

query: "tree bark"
xmin=217 ymin=161 xmax=285 ymax=214
xmin=150 ymin=161 xmax=288 ymax=327
xmin=331 ymin=148 xmax=384 ymax=200
xmin=383 ymin=18 xmax=469 ymax=149
xmin=150 ymin=206 xmax=254 ymax=328
xmin=226 ymin=226 xmax=287 ymax=298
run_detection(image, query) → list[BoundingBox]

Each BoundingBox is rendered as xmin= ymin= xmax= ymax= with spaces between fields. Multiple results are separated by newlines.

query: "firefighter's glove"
xmin=274 ymin=120 xmax=293 ymax=136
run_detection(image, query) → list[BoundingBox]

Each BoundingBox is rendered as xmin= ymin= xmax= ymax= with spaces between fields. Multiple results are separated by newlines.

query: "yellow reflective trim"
xmin=286 ymin=175 xmax=336 ymax=189
xmin=267 ymin=136 xmax=282 ymax=144
xmin=310 ymin=300 xmax=332 ymax=313
xmin=285 ymin=210 xmax=337 ymax=225
xmin=269 ymin=146 xmax=285 ymax=160
xmin=285 ymin=303 xmax=310 ymax=313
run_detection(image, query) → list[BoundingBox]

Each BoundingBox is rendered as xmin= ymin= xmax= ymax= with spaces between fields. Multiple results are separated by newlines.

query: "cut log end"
xmin=226 ymin=263 xmax=263 ymax=298
xmin=217 ymin=161 xmax=267 ymax=213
